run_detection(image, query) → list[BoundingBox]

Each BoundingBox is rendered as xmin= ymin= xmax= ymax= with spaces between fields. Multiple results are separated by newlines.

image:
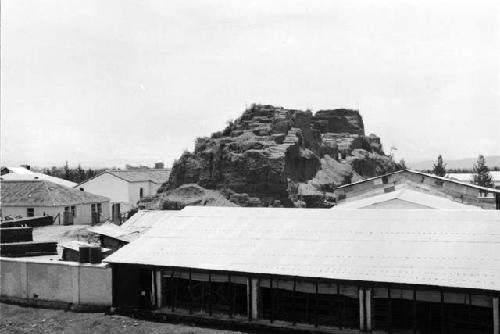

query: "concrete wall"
xmin=1 ymin=203 xmax=110 ymax=225
xmin=0 ymin=257 xmax=112 ymax=308
xmin=128 ymin=181 xmax=159 ymax=208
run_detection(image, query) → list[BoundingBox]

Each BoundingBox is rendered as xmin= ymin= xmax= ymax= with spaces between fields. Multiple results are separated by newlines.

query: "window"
xmin=97 ymin=203 xmax=102 ymax=214
xmin=91 ymin=204 xmax=96 ymax=212
xmin=382 ymin=176 xmax=389 ymax=184
xmin=71 ymin=206 xmax=76 ymax=217
xmin=140 ymin=187 xmax=144 ymax=198
xmin=27 ymin=208 xmax=34 ymax=217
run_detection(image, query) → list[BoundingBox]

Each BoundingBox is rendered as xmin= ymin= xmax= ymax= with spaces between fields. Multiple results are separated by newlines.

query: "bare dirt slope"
xmin=0 ymin=303 xmax=243 ymax=334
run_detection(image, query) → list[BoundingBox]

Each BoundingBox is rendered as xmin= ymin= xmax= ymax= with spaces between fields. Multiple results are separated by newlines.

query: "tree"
xmin=63 ymin=161 xmax=71 ymax=180
xmin=432 ymin=155 xmax=446 ymax=177
xmin=76 ymin=164 xmax=85 ymax=183
xmin=471 ymin=155 xmax=494 ymax=188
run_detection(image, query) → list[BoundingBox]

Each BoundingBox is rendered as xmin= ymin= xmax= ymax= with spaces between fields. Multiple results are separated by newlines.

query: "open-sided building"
xmin=105 ymin=206 xmax=500 ymax=333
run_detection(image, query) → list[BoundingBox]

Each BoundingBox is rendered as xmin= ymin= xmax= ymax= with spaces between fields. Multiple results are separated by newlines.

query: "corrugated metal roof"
xmin=88 ymin=210 xmax=179 ymax=241
xmin=105 ymin=206 xmax=500 ymax=291
xmin=121 ymin=210 xmax=179 ymax=233
xmin=333 ymin=187 xmax=481 ymax=210
xmin=0 ymin=180 xmax=109 ymax=207
xmin=88 ymin=223 xmax=139 ymax=242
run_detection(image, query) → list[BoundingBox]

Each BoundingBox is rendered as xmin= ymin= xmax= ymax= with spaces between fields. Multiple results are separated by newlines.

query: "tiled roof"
xmin=1 ymin=180 xmax=109 ymax=207
xmin=107 ymin=169 xmax=171 ymax=184
xmin=105 ymin=206 xmax=500 ymax=292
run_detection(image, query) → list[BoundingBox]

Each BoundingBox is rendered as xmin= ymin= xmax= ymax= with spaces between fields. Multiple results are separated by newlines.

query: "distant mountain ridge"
xmin=408 ymin=155 xmax=500 ymax=171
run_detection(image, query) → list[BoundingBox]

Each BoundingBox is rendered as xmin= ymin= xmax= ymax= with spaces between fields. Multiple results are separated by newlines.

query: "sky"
xmin=1 ymin=0 xmax=499 ymax=168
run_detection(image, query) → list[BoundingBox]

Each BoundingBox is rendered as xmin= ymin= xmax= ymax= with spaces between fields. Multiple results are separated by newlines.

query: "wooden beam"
xmin=188 ymin=268 xmax=193 ymax=315
xmin=270 ymin=276 xmax=274 ymax=323
xmin=171 ymin=270 xmax=176 ymax=312
xmin=155 ymin=270 xmax=162 ymax=308
xmin=440 ymin=289 xmax=445 ymax=334
xmin=494 ymin=297 xmax=499 ymax=334
xmin=365 ymin=288 xmax=372 ymax=332
xmin=208 ymin=272 xmax=212 ymax=316
xmin=228 ymin=273 xmax=233 ymax=319
xmin=338 ymin=283 xmax=343 ymax=330
xmin=293 ymin=277 xmax=297 ymax=326
xmin=359 ymin=287 xmax=365 ymax=331
xmin=251 ymin=278 xmax=259 ymax=321
xmin=413 ymin=289 xmax=417 ymax=334
xmin=247 ymin=275 xmax=252 ymax=321
xmin=315 ymin=279 xmax=319 ymax=328
xmin=388 ymin=286 xmax=392 ymax=334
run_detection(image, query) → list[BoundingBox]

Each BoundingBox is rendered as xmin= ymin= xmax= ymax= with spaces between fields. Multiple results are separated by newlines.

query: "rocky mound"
xmin=150 ymin=104 xmax=396 ymax=208
xmin=140 ymin=184 xmax=236 ymax=210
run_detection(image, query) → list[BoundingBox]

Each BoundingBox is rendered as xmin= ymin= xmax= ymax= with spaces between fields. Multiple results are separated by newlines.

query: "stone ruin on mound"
xmin=147 ymin=104 xmax=396 ymax=208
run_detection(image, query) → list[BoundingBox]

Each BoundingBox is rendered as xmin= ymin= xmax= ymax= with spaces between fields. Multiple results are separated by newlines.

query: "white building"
xmin=1 ymin=179 xmax=110 ymax=225
xmin=77 ymin=169 xmax=170 ymax=220
xmin=447 ymin=171 xmax=500 ymax=189
xmin=1 ymin=166 xmax=77 ymax=188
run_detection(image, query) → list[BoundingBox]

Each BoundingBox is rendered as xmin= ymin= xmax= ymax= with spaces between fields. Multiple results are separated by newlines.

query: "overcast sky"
xmin=1 ymin=0 xmax=499 ymax=168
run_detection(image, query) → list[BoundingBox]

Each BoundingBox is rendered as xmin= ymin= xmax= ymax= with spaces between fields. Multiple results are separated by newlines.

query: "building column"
xmin=493 ymin=297 xmax=499 ymax=334
xmin=250 ymin=279 xmax=259 ymax=320
xmin=359 ymin=288 xmax=365 ymax=331
xmin=155 ymin=270 xmax=162 ymax=308
xmin=365 ymin=288 xmax=372 ymax=332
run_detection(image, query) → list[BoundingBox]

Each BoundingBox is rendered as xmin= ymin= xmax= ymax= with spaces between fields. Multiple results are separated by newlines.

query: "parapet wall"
xmin=0 ymin=257 xmax=112 ymax=310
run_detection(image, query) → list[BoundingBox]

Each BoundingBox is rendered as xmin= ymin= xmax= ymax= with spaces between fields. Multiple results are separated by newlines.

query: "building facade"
xmin=333 ymin=170 xmax=500 ymax=210
xmin=77 ymin=169 xmax=170 ymax=221
xmin=1 ymin=180 xmax=110 ymax=225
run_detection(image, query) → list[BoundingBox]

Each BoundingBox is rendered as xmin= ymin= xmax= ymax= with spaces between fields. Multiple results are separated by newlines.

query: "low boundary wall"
xmin=0 ymin=257 xmax=112 ymax=311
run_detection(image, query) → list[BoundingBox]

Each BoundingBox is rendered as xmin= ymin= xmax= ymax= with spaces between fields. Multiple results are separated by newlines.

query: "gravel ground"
xmin=0 ymin=303 xmax=244 ymax=334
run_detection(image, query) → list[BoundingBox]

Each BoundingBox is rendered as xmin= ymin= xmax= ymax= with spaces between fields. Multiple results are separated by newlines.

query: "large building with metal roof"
xmin=105 ymin=206 xmax=500 ymax=333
